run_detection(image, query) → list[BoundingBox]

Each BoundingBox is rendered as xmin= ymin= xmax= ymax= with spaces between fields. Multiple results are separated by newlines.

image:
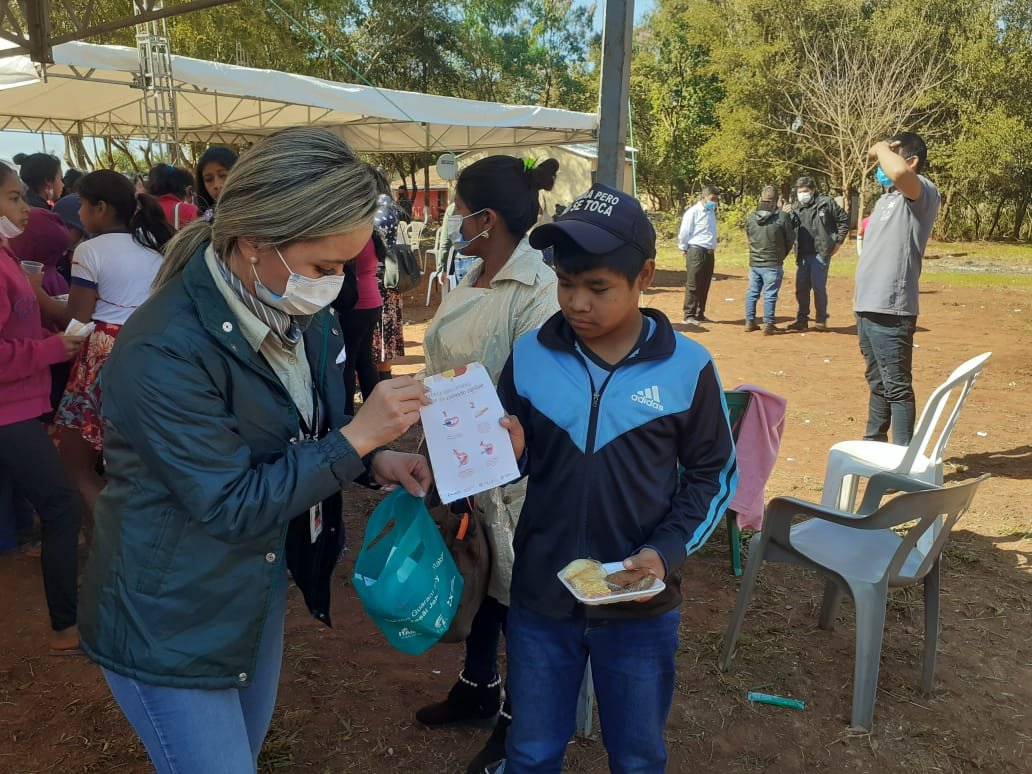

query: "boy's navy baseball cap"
xmin=530 ymin=183 xmax=656 ymax=260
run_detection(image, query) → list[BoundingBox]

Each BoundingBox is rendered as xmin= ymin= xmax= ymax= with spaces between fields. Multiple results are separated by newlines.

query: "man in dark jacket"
xmin=744 ymin=185 xmax=795 ymax=334
xmin=788 ymin=176 xmax=848 ymax=331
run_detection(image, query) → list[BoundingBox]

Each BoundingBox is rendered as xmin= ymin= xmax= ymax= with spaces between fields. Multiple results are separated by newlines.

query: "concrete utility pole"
xmin=596 ymin=0 xmax=634 ymax=191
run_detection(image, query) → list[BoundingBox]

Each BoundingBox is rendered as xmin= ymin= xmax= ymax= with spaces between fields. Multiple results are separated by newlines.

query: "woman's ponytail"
xmin=152 ymin=217 xmax=213 ymax=291
xmin=131 ymin=192 xmax=176 ymax=253
xmin=456 ymin=155 xmax=561 ymax=239
xmin=529 ymin=158 xmax=560 ymax=192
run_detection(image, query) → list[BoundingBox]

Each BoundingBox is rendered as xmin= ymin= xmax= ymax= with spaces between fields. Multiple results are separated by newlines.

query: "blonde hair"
xmin=154 ymin=127 xmax=379 ymax=290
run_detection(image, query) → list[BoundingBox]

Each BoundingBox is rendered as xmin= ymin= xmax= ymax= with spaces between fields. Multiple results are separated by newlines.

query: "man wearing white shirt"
xmin=677 ymin=185 xmax=720 ymax=325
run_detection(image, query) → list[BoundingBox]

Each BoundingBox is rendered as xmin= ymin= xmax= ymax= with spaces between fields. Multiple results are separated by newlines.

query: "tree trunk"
xmin=987 ymin=197 xmax=1005 ymax=240
xmin=938 ymin=188 xmax=955 ymax=238
xmin=1013 ymin=190 xmax=1031 ymax=241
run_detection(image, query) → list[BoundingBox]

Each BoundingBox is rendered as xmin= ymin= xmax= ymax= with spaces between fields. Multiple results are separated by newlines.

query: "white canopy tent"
xmin=0 ymin=41 xmax=597 ymax=153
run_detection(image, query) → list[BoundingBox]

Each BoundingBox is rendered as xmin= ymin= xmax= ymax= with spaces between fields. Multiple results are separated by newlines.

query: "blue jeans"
xmin=745 ymin=266 xmax=784 ymax=324
xmin=102 ymin=574 xmax=288 ymax=773
xmin=503 ymin=604 xmax=679 ymax=774
xmin=795 ymin=254 xmax=829 ymax=323
xmin=856 ymin=312 xmax=918 ymax=445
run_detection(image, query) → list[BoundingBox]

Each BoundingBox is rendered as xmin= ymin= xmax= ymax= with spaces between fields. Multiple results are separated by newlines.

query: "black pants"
xmin=683 ymin=246 xmax=715 ymax=319
xmin=0 ymin=418 xmax=80 ymax=630
xmin=464 ymin=595 xmax=508 ymax=685
xmin=340 ymin=306 xmax=383 ymax=416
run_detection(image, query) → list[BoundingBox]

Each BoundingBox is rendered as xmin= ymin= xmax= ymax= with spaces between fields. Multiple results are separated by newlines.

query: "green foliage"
xmin=630 ymin=1 xmax=722 ymax=209
xmin=630 ymin=0 xmax=1032 ymax=241
xmin=67 ymin=0 xmax=597 ymax=179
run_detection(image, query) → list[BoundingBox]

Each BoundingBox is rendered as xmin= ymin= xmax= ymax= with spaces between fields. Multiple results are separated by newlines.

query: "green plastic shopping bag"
xmin=353 ymin=489 xmax=464 ymax=655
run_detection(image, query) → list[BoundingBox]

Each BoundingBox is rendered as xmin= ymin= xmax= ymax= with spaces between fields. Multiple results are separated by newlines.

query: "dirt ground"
xmin=1 ymin=247 xmax=1029 ymax=773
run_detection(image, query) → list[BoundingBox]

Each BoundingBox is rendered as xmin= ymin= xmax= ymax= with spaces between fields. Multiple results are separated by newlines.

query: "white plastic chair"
xmin=405 ymin=221 xmax=426 ymax=265
xmin=821 ymin=352 xmax=992 ymax=512
xmin=424 ymin=224 xmax=447 ymax=273
xmin=425 ymin=246 xmax=457 ymax=306
xmin=720 ymin=472 xmax=988 ymax=730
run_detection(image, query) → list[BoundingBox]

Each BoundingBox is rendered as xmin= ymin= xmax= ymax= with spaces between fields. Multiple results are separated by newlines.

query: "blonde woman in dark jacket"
xmin=79 ymin=128 xmax=431 ymax=774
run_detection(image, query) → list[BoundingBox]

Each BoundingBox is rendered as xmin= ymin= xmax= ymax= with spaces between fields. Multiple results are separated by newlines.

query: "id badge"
xmin=309 ymin=502 xmax=323 ymax=543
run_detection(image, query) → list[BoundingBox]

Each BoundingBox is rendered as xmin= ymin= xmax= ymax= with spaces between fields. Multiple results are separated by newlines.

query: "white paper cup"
xmin=20 ymin=260 xmax=43 ymax=274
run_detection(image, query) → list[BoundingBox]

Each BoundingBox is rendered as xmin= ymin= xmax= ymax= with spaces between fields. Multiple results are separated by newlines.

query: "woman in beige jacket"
xmin=417 ymin=155 xmax=559 ymax=773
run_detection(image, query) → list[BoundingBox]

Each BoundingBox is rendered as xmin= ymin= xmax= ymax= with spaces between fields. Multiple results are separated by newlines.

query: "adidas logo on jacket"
xmin=498 ymin=308 xmax=738 ymax=620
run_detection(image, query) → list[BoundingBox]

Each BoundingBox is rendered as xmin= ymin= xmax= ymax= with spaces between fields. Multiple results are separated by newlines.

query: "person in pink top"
xmin=147 ymin=163 xmax=198 ymax=229
xmin=0 ymin=162 xmax=85 ymax=654
xmin=9 ymin=207 xmax=70 ymax=298
xmin=334 ymin=235 xmax=384 ymax=415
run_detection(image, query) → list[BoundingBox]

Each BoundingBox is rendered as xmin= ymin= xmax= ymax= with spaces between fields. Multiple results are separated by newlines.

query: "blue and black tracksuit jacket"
xmin=498 ymin=308 xmax=738 ymax=620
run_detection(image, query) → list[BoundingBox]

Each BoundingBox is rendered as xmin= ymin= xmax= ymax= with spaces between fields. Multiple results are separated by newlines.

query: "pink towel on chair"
xmin=728 ymin=385 xmax=787 ymax=530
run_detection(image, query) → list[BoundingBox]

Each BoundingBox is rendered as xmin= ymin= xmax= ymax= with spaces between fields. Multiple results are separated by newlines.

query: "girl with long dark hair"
xmin=29 ymin=171 xmax=174 ymax=522
xmin=194 ymin=146 xmax=238 ymax=215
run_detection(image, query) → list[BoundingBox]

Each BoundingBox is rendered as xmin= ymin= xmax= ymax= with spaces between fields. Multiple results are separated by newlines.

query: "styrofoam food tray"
xmin=558 ymin=561 xmax=666 ymax=606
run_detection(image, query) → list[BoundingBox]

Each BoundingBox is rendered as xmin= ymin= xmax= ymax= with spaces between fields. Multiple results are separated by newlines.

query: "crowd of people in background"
xmin=0 ymin=125 xmax=939 ymax=774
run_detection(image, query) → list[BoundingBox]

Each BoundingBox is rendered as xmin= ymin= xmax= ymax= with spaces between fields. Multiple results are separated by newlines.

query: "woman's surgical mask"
xmin=797 ymin=191 xmax=813 ymax=205
xmin=446 ymin=209 xmax=489 ymax=248
xmin=253 ymin=246 xmax=344 ymax=316
xmin=0 ymin=216 xmax=24 ymax=239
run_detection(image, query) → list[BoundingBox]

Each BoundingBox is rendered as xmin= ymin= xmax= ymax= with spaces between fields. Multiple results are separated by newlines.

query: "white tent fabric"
xmin=0 ymin=42 xmax=597 ymax=152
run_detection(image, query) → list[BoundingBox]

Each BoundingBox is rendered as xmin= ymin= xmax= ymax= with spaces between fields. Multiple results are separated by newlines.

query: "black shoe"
xmin=763 ymin=324 xmax=780 ymax=335
xmin=466 ymin=708 xmax=510 ymax=774
xmin=416 ymin=674 xmax=501 ymax=728
xmin=744 ymin=320 xmax=759 ymax=332
xmin=786 ymin=320 xmax=808 ymax=331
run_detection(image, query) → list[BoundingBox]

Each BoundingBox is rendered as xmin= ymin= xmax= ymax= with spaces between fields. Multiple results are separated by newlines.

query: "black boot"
xmin=415 ymin=673 xmax=501 ymax=728
xmin=466 ymin=701 xmax=510 ymax=774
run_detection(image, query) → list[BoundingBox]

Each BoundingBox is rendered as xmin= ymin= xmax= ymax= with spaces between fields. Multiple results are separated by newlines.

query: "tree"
xmin=933 ymin=0 xmax=1032 ymax=239
xmin=629 ymin=2 xmax=722 ymax=209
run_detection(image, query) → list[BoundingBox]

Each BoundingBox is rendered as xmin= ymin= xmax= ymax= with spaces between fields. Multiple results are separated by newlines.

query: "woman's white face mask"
xmin=253 ymin=246 xmax=345 ymax=316
xmin=445 ymin=208 xmax=489 ymax=249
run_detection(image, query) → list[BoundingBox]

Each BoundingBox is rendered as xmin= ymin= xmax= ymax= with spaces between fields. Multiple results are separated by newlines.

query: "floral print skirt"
xmin=371 ymin=289 xmax=405 ymax=362
xmin=54 ymin=321 xmax=121 ymax=452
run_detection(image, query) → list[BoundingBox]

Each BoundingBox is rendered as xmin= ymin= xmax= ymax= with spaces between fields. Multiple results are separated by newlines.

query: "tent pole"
xmin=596 ymin=0 xmax=633 ymax=191
xmin=424 ymin=123 xmax=432 ymax=222
xmin=627 ymin=98 xmax=637 ymax=198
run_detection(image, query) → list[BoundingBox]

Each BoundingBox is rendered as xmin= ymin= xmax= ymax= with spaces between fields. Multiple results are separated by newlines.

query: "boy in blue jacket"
xmin=497 ymin=183 xmax=737 ymax=773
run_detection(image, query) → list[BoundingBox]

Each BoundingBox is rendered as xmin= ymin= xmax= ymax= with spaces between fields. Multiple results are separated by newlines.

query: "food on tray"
xmin=604 ymin=567 xmax=657 ymax=593
xmin=560 ymin=559 xmax=659 ymax=599
xmin=560 ymin=559 xmax=610 ymax=599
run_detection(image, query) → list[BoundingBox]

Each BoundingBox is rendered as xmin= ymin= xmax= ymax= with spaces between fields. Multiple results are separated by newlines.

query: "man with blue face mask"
xmin=677 ymin=184 xmax=720 ymax=326
xmin=853 ymin=131 xmax=940 ymax=446
xmin=788 ymin=176 xmax=849 ymax=332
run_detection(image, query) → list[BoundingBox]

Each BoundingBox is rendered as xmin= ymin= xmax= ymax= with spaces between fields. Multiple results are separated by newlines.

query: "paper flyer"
xmin=420 ymin=363 xmax=520 ymax=503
